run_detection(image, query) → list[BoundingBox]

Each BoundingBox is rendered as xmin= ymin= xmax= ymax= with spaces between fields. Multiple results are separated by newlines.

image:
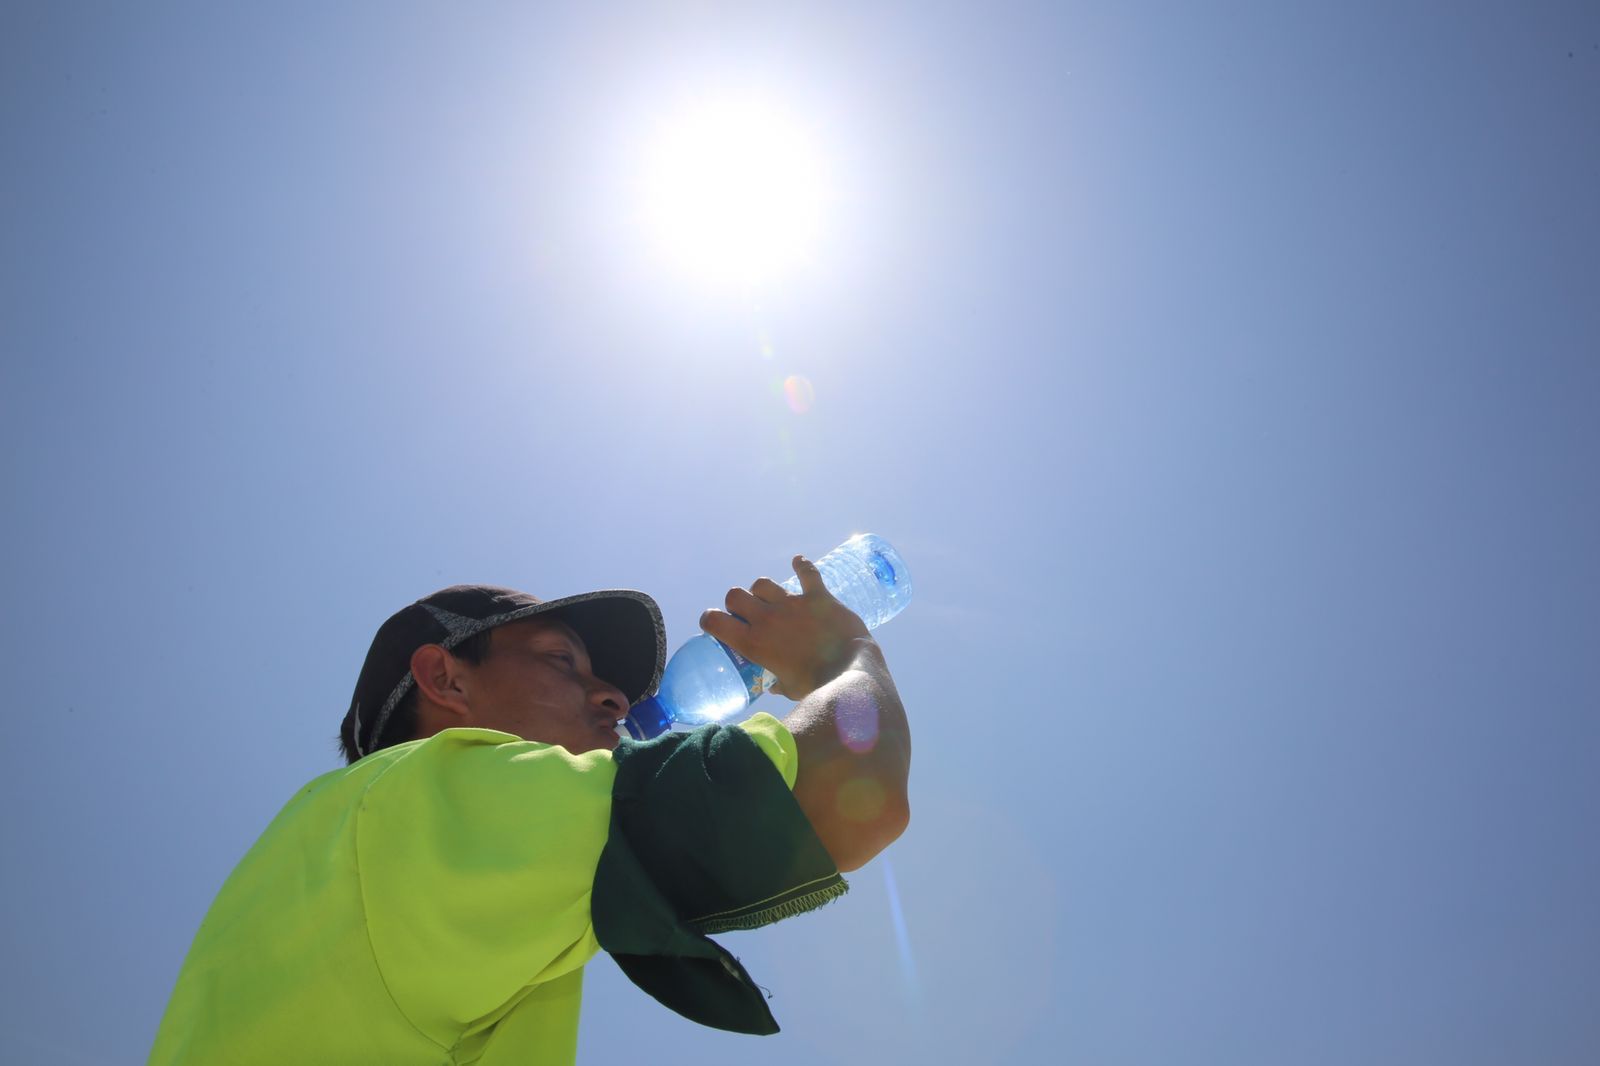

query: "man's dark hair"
xmin=337 ymin=627 xmax=496 ymax=765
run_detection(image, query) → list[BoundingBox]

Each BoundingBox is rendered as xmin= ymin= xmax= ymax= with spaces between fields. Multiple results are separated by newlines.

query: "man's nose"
xmin=589 ymin=678 xmax=629 ymax=717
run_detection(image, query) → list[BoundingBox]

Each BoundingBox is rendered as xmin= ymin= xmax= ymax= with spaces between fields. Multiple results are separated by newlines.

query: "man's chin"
xmin=570 ymin=729 xmax=621 ymax=755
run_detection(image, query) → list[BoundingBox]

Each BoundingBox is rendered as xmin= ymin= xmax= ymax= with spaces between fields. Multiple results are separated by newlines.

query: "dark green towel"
xmin=592 ymin=721 xmax=848 ymax=1034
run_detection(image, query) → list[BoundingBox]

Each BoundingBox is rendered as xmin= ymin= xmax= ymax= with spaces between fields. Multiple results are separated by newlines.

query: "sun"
xmin=635 ymin=97 xmax=828 ymax=287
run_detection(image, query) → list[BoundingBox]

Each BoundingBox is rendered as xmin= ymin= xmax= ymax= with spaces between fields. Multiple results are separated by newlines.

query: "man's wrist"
xmin=799 ymin=637 xmax=883 ymax=699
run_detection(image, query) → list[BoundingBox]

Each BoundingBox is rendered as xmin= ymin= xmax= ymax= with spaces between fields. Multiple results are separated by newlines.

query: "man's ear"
xmin=410 ymin=644 xmax=471 ymax=718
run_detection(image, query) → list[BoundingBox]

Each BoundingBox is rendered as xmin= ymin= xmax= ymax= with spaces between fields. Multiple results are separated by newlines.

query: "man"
xmin=148 ymin=555 xmax=910 ymax=1064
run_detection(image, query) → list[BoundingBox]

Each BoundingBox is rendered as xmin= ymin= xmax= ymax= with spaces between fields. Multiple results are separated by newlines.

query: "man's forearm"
xmin=784 ymin=638 xmax=911 ymax=872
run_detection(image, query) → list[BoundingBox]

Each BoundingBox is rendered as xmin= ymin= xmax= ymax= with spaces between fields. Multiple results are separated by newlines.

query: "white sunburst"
xmin=634 ymin=96 xmax=830 ymax=287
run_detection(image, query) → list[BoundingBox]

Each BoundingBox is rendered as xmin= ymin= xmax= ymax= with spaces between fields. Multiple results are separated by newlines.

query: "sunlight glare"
xmin=637 ymin=97 xmax=828 ymax=286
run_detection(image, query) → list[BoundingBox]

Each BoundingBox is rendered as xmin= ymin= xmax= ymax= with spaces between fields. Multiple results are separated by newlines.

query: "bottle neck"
xmin=621 ymin=694 xmax=673 ymax=740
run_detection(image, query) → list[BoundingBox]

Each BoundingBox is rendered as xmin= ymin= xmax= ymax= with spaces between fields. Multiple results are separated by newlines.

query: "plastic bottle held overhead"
xmin=620 ymin=534 xmax=912 ymax=740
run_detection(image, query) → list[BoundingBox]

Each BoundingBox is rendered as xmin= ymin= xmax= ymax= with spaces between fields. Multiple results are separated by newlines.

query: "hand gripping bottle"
xmin=621 ymin=533 xmax=912 ymax=740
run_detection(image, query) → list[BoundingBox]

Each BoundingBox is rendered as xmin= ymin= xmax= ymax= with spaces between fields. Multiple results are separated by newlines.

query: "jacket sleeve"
xmin=730 ymin=710 xmax=800 ymax=790
xmin=594 ymin=712 xmax=844 ymax=1035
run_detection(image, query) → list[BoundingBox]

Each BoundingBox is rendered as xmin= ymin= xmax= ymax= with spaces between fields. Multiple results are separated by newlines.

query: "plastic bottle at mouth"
xmin=620 ymin=533 xmax=912 ymax=740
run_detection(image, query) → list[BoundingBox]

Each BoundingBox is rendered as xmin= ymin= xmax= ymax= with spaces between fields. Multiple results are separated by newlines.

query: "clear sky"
xmin=3 ymin=3 xmax=1598 ymax=1064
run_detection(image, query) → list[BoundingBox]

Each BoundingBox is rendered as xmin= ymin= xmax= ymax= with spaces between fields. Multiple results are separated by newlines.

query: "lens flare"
xmin=882 ymin=857 xmax=920 ymax=1006
xmin=833 ymin=688 xmax=881 ymax=753
xmin=783 ymin=374 xmax=815 ymax=414
xmin=835 ymin=776 xmax=888 ymax=822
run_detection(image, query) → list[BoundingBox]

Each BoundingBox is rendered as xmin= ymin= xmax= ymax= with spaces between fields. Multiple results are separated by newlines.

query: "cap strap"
xmin=420 ymin=603 xmax=487 ymax=638
xmin=351 ymin=701 xmax=365 ymax=758
xmin=360 ymin=603 xmax=531 ymax=756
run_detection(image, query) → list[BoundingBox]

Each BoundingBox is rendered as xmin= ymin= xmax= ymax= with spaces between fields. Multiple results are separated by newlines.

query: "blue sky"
xmin=3 ymin=3 xmax=1598 ymax=1064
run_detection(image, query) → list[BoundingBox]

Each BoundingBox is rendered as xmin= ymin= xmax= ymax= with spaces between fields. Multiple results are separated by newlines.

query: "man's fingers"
xmin=724 ymin=585 xmax=768 ymax=619
xmin=793 ymin=555 xmax=828 ymax=596
xmin=699 ymin=608 xmax=746 ymax=645
xmin=750 ymin=577 xmax=788 ymax=603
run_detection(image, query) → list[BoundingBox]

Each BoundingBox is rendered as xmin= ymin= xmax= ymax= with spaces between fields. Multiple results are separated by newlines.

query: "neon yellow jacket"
xmin=148 ymin=713 xmax=798 ymax=1065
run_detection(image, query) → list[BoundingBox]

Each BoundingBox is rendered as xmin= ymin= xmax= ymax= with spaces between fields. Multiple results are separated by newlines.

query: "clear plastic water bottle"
xmin=621 ymin=533 xmax=912 ymax=740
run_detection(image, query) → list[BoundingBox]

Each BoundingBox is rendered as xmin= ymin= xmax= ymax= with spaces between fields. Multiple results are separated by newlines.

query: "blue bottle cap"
xmin=621 ymin=694 xmax=673 ymax=740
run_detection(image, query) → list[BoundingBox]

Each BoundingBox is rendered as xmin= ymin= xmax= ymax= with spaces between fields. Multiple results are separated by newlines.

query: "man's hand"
xmin=701 ymin=553 xmax=910 ymax=872
xmin=699 ymin=555 xmax=873 ymax=702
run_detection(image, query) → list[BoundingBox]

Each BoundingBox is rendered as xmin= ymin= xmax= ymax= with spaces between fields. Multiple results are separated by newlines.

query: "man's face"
xmin=458 ymin=617 xmax=631 ymax=754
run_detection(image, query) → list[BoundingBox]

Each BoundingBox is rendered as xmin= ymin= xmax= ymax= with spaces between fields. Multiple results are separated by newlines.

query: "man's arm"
xmin=701 ymin=555 xmax=912 ymax=872
xmin=781 ymin=637 xmax=910 ymax=871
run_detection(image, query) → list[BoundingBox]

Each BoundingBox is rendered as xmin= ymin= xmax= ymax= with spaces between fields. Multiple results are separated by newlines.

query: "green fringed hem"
xmin=689 ymin=875 xmax=850 ymax=935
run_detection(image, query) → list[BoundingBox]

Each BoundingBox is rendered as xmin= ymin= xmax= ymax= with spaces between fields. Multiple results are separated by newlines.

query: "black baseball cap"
xmin=342 ymin=585 xmax=666 ymax=759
